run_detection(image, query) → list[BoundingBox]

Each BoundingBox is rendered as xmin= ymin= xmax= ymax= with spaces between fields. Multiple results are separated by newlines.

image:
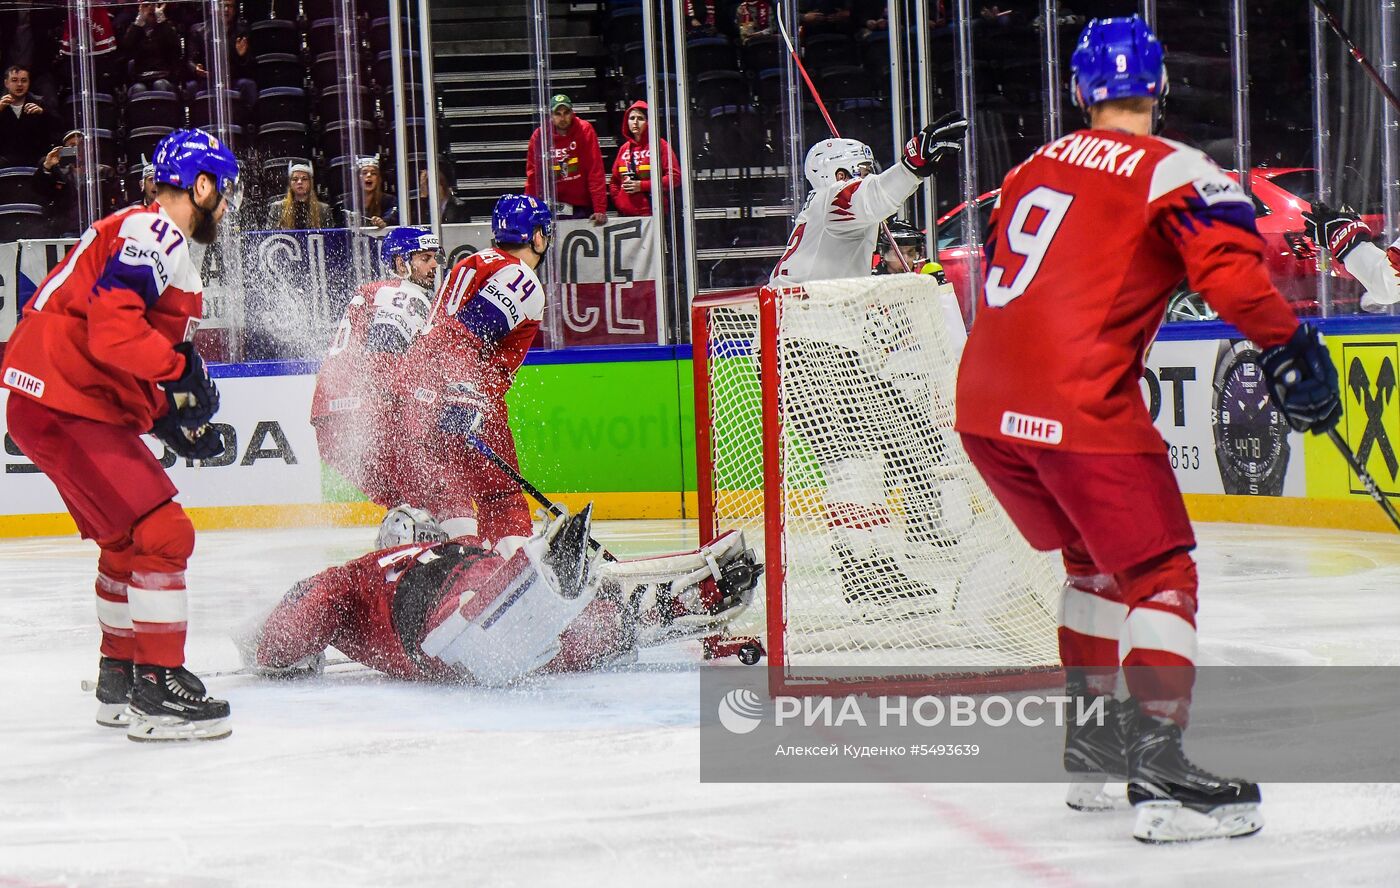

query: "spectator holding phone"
xmin=609 ymin=100 xmax=679 ymax=218
xmin=34 ymin=129 xmax=117 ymax=236
xmin=121 ymin=2 xmax=182 ymax=96
xmin=0 ymin=65 xmax=54 ymax=165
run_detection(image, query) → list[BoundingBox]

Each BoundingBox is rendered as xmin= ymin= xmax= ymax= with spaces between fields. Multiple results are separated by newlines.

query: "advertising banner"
xmin=1305 ymin=332 xmax=1400 ymax=503
xmin=0 ymin=375 xmax=321 ymax=516
xmin=1145 ymin=339 xmax=1306 ymax=497
xmin=2 ymin=218 xmax=664 ymax=352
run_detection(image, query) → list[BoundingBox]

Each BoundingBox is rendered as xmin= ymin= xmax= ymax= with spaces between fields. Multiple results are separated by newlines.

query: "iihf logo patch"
xmin=1000 ymin=410 xmax=1064 ymax=446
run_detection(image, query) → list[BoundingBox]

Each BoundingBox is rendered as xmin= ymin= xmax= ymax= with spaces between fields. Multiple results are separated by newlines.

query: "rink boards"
xmin=2 ymin=322 xmax=1400 ymax=536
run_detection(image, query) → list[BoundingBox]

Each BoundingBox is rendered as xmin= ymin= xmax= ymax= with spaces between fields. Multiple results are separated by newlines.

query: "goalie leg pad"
xmin=420 ymin=506 xmax=599 ymax=685
xmin=596 ymin=529 xmax=761 ymax=649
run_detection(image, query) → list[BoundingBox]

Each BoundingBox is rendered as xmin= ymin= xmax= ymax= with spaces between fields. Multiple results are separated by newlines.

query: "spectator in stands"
xmin=33 ymin=129 xmax=117 ymax=237
xmin=421 ymin=158 xmax=470 ymax=224
xmin=121 ymin=3 xmax=183 ymax=96
xmin=265 ymin=160 xmax=339 ymax=229
xmin=127 ymin=155 xmax=157 ymax=207
xmin=855 ymin=2 xmax=888 ymax=40
xmin=735 ymin=1 xmax=774 ymax=44
xmin=609 ymin=101 xmax=679 ymax=218
xmin=344 ymin=156 xmax=397 ymax=229
xmin=57 ymin=8 xmax=120 ymax=94
xmin=686 ymin=1 xmax=719 ymax=35
xmin=186 ymin=0 xmax=257 ymax=111
xmin=0 ymin=65 xmax=54 ymax=166
xmin=525 ymin=93 xmax=607 ymax=226
xmin=799 ymin=0 xmax=854 ymax=36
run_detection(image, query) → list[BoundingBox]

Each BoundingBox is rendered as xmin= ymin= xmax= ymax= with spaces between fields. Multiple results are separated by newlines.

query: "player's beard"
xmin=190 ymin=191 xmax=222 ymax=245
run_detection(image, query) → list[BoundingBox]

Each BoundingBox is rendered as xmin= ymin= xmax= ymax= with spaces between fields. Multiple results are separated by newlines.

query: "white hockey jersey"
xmin=769 ymin=163 xmax=925 ymax=351
xmin=770 ymin=162 xmax=923 ymax=287
xmin=1340 ymin=238 xmax=1400 ymax=312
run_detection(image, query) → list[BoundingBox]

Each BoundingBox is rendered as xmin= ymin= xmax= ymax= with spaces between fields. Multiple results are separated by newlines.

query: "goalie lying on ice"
xmin=235 ymin=506 xmax=761 ymax=685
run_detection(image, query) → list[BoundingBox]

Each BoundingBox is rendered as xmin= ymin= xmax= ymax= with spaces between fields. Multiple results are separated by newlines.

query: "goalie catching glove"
xmin=900 ymin=111 xmax=968 ymax=178
xmin=1259 ymin=323 xmax=1341 ymax=433
xmin=1303 ymin=203 xmax=1373 ymax=263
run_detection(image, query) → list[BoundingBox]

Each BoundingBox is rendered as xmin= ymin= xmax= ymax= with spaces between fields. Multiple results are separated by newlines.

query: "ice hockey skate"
xmin=94 ymin=656 xmax=133 ymax=728
xmin=1125 ymin=706 xmax=1262 ymax=843
xmin=126 ymin=665 xmax=232 ymax=742
xmin=1061 ymin=675 xmax=1130 ymax=812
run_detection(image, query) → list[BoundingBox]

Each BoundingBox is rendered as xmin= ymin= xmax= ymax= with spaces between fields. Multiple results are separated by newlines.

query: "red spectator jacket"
xmin=524 ymin=116 xmax=608 ymax=216
xmin=61 ymin=9 xmax=118 ymax=55
xmin=609 ymin=100 xmax=681 ymax=217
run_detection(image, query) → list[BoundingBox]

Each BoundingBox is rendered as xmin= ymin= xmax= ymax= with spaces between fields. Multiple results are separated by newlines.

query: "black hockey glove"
xmin=1303 ymin=202 xmax=1373 ymax=263
xmin=151 ymin=412 xmax=226 ymax=461
xmin=438 ymin=381 xmax=487 ymax=437
xmin=900 ymin=112 xmax=968 ymax=178
xmin=1258 ymin=323 xmax=1341 ymax=434
xmin=163 ymin=342 xmax=220 ymax=429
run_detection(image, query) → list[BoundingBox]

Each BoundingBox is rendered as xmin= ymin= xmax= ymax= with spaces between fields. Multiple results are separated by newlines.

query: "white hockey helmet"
xmin=376 ymin=504 xmax=449 ymax=549
xmin=804 ymin=138 xmax=876 ymax=190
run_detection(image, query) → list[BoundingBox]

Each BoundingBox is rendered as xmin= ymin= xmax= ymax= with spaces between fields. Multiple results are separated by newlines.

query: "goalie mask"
xmin=376 ymin=505 xmax=449 ymax=549
xmin=804 ymin=138 xmax=876 ymax=190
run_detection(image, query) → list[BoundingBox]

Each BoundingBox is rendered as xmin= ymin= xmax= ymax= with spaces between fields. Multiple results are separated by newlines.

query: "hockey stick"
xmin=775 ymin=3 xmax=915 ymax=273
xmin=1310 ymin=0 xmax=1400 ymax=116
xmin=466 ymin=430 xmax=618 ymax=561
xmin=1326 ymin=427 xmax=1400 ymax=533
xmin=78 ymin=657 xmax=367 ymax=691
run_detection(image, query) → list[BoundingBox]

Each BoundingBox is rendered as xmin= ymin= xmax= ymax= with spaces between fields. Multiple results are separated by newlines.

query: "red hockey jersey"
xmin=310 ymin=277 xmax=432 ymax=424
xmin=955 ymin=130 xmax=1300 ymax=454
xmin=406 ymin=248 xmax=545 ymax=401
xmin=1 ymin=202 xmax=201 ymax=431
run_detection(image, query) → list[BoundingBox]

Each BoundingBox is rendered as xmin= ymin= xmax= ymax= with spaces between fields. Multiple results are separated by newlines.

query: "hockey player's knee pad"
xmin=131 ymin=500 xmax=196 ymax=575
xmin=1117 ymin=547 xmax=1198 ymax=614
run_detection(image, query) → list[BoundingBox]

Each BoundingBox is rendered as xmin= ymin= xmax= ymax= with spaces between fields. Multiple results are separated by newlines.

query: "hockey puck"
xmin=737 ymin=642 xmax=763 ymax=666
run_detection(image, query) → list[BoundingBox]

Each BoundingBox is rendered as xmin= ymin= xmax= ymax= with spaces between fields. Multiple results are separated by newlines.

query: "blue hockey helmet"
xmin=380 ymin=225 xmax=441 ymax=265
xmin=492 ymin=194 xmax=553 ymax=244
xmin=152 ymin=128 xmax=241 ymax=209
xmin=1069 ymin=15 xmax=1167 ymax=110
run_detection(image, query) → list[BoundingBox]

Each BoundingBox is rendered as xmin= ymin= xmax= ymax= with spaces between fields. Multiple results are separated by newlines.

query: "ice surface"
xmin=0 ymin=520 xmax=1397 ymax=886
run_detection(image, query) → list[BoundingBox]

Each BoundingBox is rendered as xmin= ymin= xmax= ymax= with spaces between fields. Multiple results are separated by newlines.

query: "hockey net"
xmin=693 ymin=275 xmax=1063 ymax=696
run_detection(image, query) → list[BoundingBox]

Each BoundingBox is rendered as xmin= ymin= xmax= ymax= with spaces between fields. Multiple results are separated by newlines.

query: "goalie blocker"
xmin=236 ymin=507 xmax=762 ymax=685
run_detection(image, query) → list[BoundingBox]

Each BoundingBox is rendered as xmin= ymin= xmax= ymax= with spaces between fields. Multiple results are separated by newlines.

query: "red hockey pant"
xmin=960 ymin=433 xmax=1200 ymax=723
xmin=8 ymin=395 xmax=194 ymax=667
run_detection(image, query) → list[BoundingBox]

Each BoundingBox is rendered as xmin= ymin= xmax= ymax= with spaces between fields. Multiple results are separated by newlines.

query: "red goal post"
xmin=692 ymin=276 xmax=1065 ymax=697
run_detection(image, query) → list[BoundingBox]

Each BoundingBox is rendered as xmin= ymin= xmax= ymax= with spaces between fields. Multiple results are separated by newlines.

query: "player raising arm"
xmin=771 ymin=114 xmax=965 ymax=285
xmin=311 ymin=226 xmax=441 ymax=539
xmin=955 ymin=16 xmax=1339 ymax=842
xmin=394 ymin=194 xmax=553 ymax=551
xmin=764 ymin=121 xmax=968 ymax=608
xmin=236 ymin=507 xmax=761 ymax=685
xmin=1 ymin=129 xmax=240 ymax=742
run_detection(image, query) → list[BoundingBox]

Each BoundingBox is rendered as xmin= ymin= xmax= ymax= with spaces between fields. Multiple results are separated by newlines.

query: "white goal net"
xmin=694 ymin=274 xmax=1063 ymax=694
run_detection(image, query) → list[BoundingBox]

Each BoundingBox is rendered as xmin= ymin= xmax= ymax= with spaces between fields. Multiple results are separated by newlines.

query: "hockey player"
xmin=395 ymin=194 xmax=554 ymax=550
xmin=1 ymin=128 xmax=241 ymax=742
xmin=311 ymin=226 xmax=441 ymax=523
xmin=955 ymin=16 xmax=1341 ymax=842
xmin=768 ymin=121 xmax=966 ymax=609
xmin=1302 ymin=202 xmax=1400 ymax=312
xmin=237 ymin=506 xmax=761 ymax=685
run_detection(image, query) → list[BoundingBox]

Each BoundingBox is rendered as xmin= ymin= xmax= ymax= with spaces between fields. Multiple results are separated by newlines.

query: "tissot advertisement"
xmin=1143 ymin=339 xmax=1306 ymax=497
